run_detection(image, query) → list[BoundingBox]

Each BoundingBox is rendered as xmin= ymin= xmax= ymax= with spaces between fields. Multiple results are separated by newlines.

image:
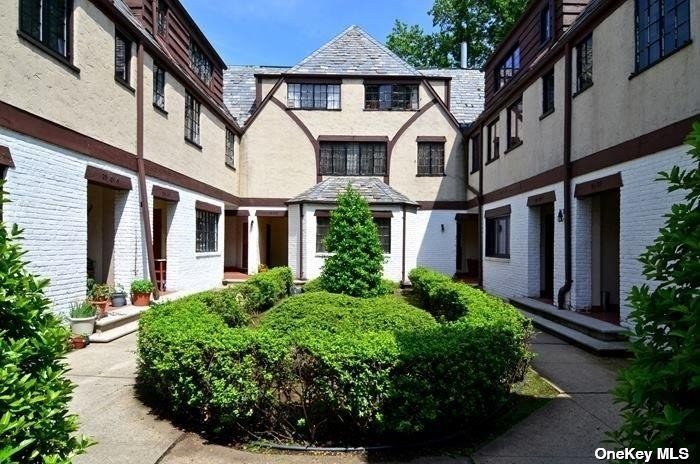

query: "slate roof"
xmin=223 ymin=65 xmax=289 ymax=124
xmin=287 ymin=25 xmax=420 ymax=76
xmin=420 ymin=68 xmax=484 ymax=127
xmin=288 ymin=177 xmax=417 ymax=205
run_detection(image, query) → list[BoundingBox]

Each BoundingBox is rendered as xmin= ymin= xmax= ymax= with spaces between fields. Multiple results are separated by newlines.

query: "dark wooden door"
xmin=242 ymin=228 xmax=249 ymax=270
xmin=542 ymin=211 xmax=555 ymax=300
xmin=153 ymin=208 xmax=163 ymax=259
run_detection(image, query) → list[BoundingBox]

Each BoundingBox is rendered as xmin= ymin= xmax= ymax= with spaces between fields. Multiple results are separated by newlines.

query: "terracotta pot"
xmin=91 ymin=300 xmax=109 ymax=318
xmin=71 ymin=335 xmax=87 ymax=350
xmin=132 ymin=292 xmax=151 ymax=307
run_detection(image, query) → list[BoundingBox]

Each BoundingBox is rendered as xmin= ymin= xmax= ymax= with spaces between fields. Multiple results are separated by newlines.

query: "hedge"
xmin=303 ymin=277 xmax=396 ymax=296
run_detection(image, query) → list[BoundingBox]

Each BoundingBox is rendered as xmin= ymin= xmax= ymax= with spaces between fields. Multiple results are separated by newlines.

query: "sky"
xmin=180 ymin=0 xmax=436 ymax=66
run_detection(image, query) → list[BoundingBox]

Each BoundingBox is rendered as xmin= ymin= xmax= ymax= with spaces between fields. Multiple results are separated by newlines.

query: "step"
xmin=89 ymin=320 xmax=140 ymax=343
xmin=520 ymin=309 xmax=629 ymax=356
xmin=510 ymin=296 xmax=627 ymax=342
xmin=94 ymin=305 xmax=148 ymax=332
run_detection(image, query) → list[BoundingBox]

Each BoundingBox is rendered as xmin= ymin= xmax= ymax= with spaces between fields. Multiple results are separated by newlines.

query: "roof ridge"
xmin=288 ymin=25 xmax=359 ymax=73
xmin=351 ymin=26 xmax=419 ymax=75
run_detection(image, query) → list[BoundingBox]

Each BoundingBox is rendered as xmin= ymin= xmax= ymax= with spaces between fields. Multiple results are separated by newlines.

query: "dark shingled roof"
xmin=287 ymin=25 xmax=420 ymax=76
xmin=288 ymin=177 xmax=417 ymax=205
xmin=420 ymin=68 xmax=484 ymax=127
xmin=223 ymin=65 xmax=289 ymax=124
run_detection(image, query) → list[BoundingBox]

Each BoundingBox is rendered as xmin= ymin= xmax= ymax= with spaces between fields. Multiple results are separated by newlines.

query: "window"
xmin=19 ymin=0 xmax=71 ymax=58
xmin=184 ymin=91 xmax=201 ymax=145
xmin=417 ymin=142 xmax=445 ymax=176
xmin=287 ymin=83 xmax=340 ymax=109
xmin=576 ymin=35 xmax=593 ymax=92
xmin=225 ymin=129 xmax=235 ymax=168
xmin=364 ymin=84 xmax=419 ymax=110
xmin=316 ymin=217 xmax=330 ymax=253
xmin=196 ymin=209 xmax=218 ymax=252
xmin=507 ymin=99 xmax=523 ymax=149
xmin=190 ymin=40 xmax=212 ymax=85
xmin=486 ymin=215 xmax=510 ymax=258
xmin=471 ymin=135 xmax=481 ymax=173
xmin=636 ymin=0 xmax=690 ymax=71
xmin=542 ymin=70 xmax=555 ymax=115
xmin=540 ymin=5 xmax=552 ymax=44
xmin=487 ymin=119 xmax=499 ymax=162
xmin=316 ymin=216 xmax=390 ymax=253
xmin=114 ymin=31 xmax=131 ymax=84
xmin=495 ymin=46 xmax=520 ymax=91
xmin=319 ymin=142 xmax=387 ymax=176
xmin=153 ymin=64 xmax=166 ymax=110
xmin=156 ymin=1 xmax=168 ymax=36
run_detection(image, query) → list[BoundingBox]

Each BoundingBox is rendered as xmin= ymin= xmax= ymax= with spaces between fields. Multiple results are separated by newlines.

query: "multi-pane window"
xmin=486 ymin=215 xmax=510 ymax=258
xmin=184 ymin=91 xmax=201 ymax=145
xmin=115 ymin=31 xmax=131 ymax=84
xmin=225 ymin=129 xmax=235 ymax=168
xmin=316 ymin=216 xmax=390 ymax=253
xmin=364 ymin=84 xmax=419 ymax=110
xmin=316 ymin=217 xmax=330 ymax=253
xmin=190 ymin=40 xmax=212 ymax=85
xmin=196 ymin=209 xmax=218 ymax=252
xmin=540 ymin=5 xmax=552 ymax=44
xmin=507 ymin=99 xmax=523 ymax=149
xmin=287 ymin=84 xmax=340 ymax=109
xmin=636 ymin=0 xmax=690 ymax=71
xmin=576 ymin=35 xmax=593 ymax=92
xmin=19 ymin=0 xmax=70 ymax=58
xmin=471 ymin=135 xmax=481 ymax=173
xmin=319 ymin=142 xmax=387 ymax=176
xmin=417 ymin=142 xmax=445 ymax=176
xmin=156 ymin=1 xmax=168 ymax=36
xmin=542 ymin=70 xmax=555 ymax=115
xmin=487 ymin=119 xmax=499 ymax=162
xmin=153 ymin=64 xmax=166 ymax=110
xmin=495 ymin=47 xmax=520 ymax=90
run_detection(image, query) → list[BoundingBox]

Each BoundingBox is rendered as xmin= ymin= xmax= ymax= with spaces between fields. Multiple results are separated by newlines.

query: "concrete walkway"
xmin=67 ymin=331 xmax=625 ymax=464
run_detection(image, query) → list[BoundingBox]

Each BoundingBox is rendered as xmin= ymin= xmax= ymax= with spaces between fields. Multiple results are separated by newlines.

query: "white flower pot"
xmin=70 ymin=316 xmax=96 ymax=336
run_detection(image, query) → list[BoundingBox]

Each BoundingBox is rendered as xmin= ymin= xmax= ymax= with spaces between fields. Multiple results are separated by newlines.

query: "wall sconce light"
xmin=557 ymin=209 xmax=565 ymax=223
xmin=441 ymin=224 xmax=445 ymax=232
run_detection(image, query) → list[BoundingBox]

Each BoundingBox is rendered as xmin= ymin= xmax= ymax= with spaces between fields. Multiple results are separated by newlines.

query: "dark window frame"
xmin=487 ymin=119 xmax=500 ymax=163
xmin=156 ymin=1 xmax=168 ymax=36
xmin=495 ymin=45 xmax=521 ymax=91
xmin=470 ymin=135 xmax=481 ymax=173
xmin=316 ymin=216 xmax=331 ymax=253
xmin=18 ymin=0 xmax=73 ymax=62
xmin=287 ymin=83 xmax=341 ymax=110
xmin=364 ymin=84 xmax=419 ymax=111
xmin=417 ymin=142 xmax=445 ymax=176
xmin=225 ymin=129 xmax=235 ymax=169
xmin=184 ymin=91 xmax=201 ymax=146
xmin=195 ymin=208 xmax=218 ymax=252
xmin=319 ymin=141 xmax=387 ymax=176
xmin=635 ymin=0 xmax=691 ymax=72
xmin=485 ymin=214 xmax=510 ymax=258
xmin=114 ymin=29 xmax=132 ymax=85
xmin=506 ymin=98 xmax=523 ymax=151
xmin=540 ymin=4 xmax=553 ymax=44
xmin=189 ymin=40 xmax=213 ymax=85
xmin=542 ymin=70 xmax=555 ymax=116
xmin=575 ymin=34 xmax=593 ymax=93
xmin=153 ymin=63 xmax=166 ymax=110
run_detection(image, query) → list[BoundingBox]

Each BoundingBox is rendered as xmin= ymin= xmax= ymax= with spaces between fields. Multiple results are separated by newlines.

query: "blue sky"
xmin=180 ymin=0 xmax=435 ymax=66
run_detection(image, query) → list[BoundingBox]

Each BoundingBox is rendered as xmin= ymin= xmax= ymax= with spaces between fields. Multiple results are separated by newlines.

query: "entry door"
xmin=153 ymin=208 xmax=163 ymax=259
xmin=541 ymin=208 xmax=555 ymax=300
xmin=241 ymin=227 xmax=249 ymax=270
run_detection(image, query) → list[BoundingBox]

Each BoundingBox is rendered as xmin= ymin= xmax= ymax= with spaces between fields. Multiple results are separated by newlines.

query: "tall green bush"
xmin=319 ymin=186 xmax=385 ymax=297
xmin=0 ymin=183 xmax=91 ymax=463
xmin=612 ymin=123 xmax=700 ymax=457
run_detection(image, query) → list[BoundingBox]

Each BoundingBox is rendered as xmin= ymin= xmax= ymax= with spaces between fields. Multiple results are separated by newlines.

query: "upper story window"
xmin=417 ymin=142 xmax=445 ymax=176
xmin=635 ymin=0 xmax=690 ymax=71
xmin=364 ymin=84 xmax=419 ymax=110
xmin=225 ymin=129 xmax=235 ymax=168
xmin=540 ymin=5 xmax=552 ymax=44
xmin=470 ymin=135 xmax=481 ymax=173
xmin=287 ymin=84 xmax=340 ymax=110
xmin=319 ymin=142 xmax=387 ymax=176
xmin=19 ymin=0 xmax=71 ymax=59
xmin=190 ymin=40 xmax=212 ymax=85
xmin=153 ymin=64 xmax=166 ymax=110
xmin=184 ymin=91 xmax=201 ymax=146
xmin=495 ymin=46 xmax=520 ymax=91
xmin=507 ymin=98 xmax=523 ymax=150
xmin=542 ymin=70 xmax=555 ymax=115
xmin=576 ymin=35 xmax=593 ymax=93
xmin=115 ymin=31 xmax=132 ymax=85
xmin=487 ymin=119 xmax=500 ymax=162
xmin=157 ymin=1 xmax=168 ymax=36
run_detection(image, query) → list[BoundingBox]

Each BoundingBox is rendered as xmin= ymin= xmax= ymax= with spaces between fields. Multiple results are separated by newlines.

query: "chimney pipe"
xmin=460 ymin=41 xmax=468 ymax=69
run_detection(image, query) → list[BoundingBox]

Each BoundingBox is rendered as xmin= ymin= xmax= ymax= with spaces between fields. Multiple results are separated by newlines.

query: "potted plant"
xmin=68 ymin=300 xmax=97 ymax=336
xmin=110 ymin=284 xmax=127 ymax=307
xmin=131 ymin=279 xmax=154 ymax=306
xmin=88 ymin=283 xmax=111 ymax=318
xmin=70 ymin=334 xmax=89 ymax=350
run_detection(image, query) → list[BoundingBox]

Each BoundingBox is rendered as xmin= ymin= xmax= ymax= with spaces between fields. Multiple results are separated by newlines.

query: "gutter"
xmin=298 ymin=203 xmax=304 ymax=280
xmin=136 ymin=42 xmax=159 ymax=300
xmin=557 ymin=42 xmax=573 ymax=309
xmin=401 ymin=204 xmax=407 ymax=285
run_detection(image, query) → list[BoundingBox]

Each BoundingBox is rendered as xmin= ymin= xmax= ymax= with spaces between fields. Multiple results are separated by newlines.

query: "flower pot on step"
xmin=132 ymin=292 xmax=151 ymax=307
xmin=69 ymin=316 xmax=96 ymax=336
xmin=91 ymin=300 xmax=109 ymax=318
xmin=111 ymin=292 xmax=127 ymax=307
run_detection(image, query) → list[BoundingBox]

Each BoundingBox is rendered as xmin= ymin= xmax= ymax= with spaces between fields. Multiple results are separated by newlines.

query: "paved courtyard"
xmin=67 ymin=330 xmax=626 ymax=464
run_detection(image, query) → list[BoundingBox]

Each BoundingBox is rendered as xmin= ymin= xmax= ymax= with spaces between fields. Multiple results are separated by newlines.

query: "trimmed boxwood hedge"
xmin=303 ymin=277 xmax=396 ymax=296
xmin=138 ymin=267 xmax=533 ymax=444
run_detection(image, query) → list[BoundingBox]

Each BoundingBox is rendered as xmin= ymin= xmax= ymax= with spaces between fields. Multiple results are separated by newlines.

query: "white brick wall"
xmin=406 ymin=209 xmax=462 ymax=277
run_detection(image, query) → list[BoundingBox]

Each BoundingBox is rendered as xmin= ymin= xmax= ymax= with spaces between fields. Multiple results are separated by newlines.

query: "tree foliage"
xmin=386 ymin=0 xmax=529 ymax=68
xmin=611 ymin=122 xmax=700 ymax=459
xmin=319 ymin=186 xmax=385 ymax=298
xmin=0 ymin=182 xmax=92 ymax=463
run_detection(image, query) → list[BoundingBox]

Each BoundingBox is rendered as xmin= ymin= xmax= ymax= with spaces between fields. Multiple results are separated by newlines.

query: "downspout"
xmin=478 ymin=128 xmax=484 ymax=288
xmin=136 ymin=42 xmax=159 ymax=299
xmin=298 ymin=203 xmax=304 ymax=280
xmin=401 ymin=204 xmax=407 ymax=285
xmin=557 ymin=42 xmax=573 ymax=309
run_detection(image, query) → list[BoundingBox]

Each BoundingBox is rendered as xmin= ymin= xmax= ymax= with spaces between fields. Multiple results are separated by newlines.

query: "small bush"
xmin=408 ymin=267 xmax=452 ymax=307
xmin=301 ymin=278 xmax=325 ymax=293
xmin=245 ymin=266 xmax=293 ymax=309
xmin=223 ymin=283 xmax=264 ymax=313
xmin=176 ymin=290 xmax=249 ymax=328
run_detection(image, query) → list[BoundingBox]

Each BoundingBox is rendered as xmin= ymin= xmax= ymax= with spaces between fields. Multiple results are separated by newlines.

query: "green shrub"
xmin=408 ymin=267 xmax=452 ymax=307
xmin=304 ymin=277 xmax=396 ymax=296
xmin=0 ymin=183 xmax=91 ymax=463
xmin=612 ymin=123 xmax=700 ymax=459
xmin=319 ymin=186 xmax=386 ymax=297
xmin=223 ymin=283 xmax=264 ymax=313
xmin=301 ymin=278 xmax=325 ymax=293
xmin=176 ymin=290 xmax=249 ymax=328
xmin=245 ymin=266 xmax=293 ymax=309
